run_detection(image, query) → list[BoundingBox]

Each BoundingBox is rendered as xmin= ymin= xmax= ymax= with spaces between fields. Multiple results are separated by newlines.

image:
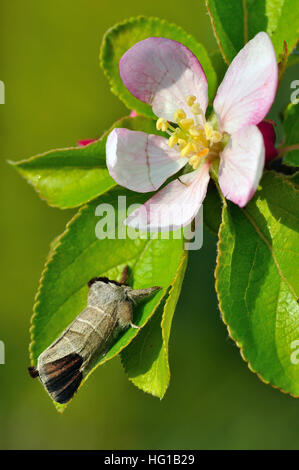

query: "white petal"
xmin=119 ymin=37 xmax=209 ymax=122
xmin=125 ymin=162 xmax=211 ymax=231
xmin=106 ymin=128 xmax=187 ymax=193
xmin=218 ymin=125 xmax=265 ymax=207
xmin=213 ymin=32 xmax=278 ymax=134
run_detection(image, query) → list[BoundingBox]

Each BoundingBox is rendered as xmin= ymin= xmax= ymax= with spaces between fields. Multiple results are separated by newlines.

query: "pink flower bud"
xmin=257 ymin=120 xmax=278 ymax=163
xmin=77 ymin=139 xmax=96 ymax=147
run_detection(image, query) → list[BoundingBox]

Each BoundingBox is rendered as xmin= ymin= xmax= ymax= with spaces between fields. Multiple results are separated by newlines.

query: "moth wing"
xmin=38 ymin=352 xmax=83 ymax=404
xmin=37 ymin=322 xmax=85 ymax=404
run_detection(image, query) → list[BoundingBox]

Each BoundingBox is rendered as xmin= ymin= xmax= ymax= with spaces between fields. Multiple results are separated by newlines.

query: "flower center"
xmin=156 ymin=95 xmax=225 ymax=170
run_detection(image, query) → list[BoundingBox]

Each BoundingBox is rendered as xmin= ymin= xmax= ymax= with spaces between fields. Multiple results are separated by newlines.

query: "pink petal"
xmin=129 ymin=110 xmax=138 ymax=117
xmin=257 ymin=120 xmax=278 ymax=163
xmin=213 ymin=32 xmax=278 ymax=134
xmin=125 ymin=162 xmax=210 ymax=231
xmin=218 ymin=125 xmax=265 ymax=207
xmin=119 ymin=37 xmax=208 ymax=122
xmin=78 ymin=139 xmax=96 ymax=147
xmin=106 ymin=128 xmax=187 ymax=193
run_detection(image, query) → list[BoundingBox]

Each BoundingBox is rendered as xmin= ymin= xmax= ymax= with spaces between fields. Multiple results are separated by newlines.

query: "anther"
xmin=189 ymin=147 xmax=209 ymax=169
xmin=189 ymin=126 xmax=201 ymax=137
xmin=191 ymin=103 xmax=203 ymax=115
xmin=186 ymin=95 xmax=196 ymax=106
xmin=197 ymin=147 xmax=210 ymax=158
xmin=210 ymin=131 xmax=223 ymax=144
xmin=168 ymin=135 xmax=178 ymax=148
xmin=180 ymin=142 xmax=194 ymax=158
xmin=204 ymin=123 xmax=213 ymax=140
xmin=156 ymin=118 xmax=168 ymax=132
xmin=174 ymin=109 xmax=186 ymax=122
xmin=189 ymin=155 xmax=201 ymax=170
xmin=180 ymin=118 xmax=194 ymax=130
xmin=178 ymin=138 xmax=187 ymax=149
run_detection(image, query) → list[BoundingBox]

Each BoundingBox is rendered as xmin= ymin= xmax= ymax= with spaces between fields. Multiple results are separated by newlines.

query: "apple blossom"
xmin=106 ymin=32 xmax=278 ymax=231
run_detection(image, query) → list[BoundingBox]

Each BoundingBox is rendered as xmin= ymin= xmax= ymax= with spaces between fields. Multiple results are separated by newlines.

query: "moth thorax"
xmin=117 ymin=300 xmax=134 ymax=329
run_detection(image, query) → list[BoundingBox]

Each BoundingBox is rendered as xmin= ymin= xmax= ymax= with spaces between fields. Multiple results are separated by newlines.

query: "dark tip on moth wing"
xmin=28 ymin=366 xmax=39 ymax=379
xmin=42 ymin=353 xmax=83 ymax=404
xmin=53 ymin=370 xmax=83 ymax=405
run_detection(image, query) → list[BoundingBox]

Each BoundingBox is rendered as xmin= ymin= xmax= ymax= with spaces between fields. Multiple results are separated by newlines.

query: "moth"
xmin=28 ymin=266 xmax=161 ymax=404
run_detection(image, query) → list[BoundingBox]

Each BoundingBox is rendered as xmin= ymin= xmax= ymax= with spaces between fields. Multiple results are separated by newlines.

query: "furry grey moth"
xmin=28 ymin=266 xmax=161 ymax=404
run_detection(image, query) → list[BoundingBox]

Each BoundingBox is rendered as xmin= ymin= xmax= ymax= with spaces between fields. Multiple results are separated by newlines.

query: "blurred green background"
xmin=0 ymin=0 xmax=298 ymax=450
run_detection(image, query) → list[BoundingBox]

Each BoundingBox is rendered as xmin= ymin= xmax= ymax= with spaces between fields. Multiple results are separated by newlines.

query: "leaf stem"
xmin=277 ymin=143 xmax=299 ymax=157
xmin=278 ymin=41 xmax=288 ymax=88
xmin=243 ymin=0 xmax=248 ymax=44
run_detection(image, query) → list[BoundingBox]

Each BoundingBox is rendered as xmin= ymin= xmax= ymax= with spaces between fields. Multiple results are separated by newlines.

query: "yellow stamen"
xmin=168 ymin=135 xmax=178 ymax=148
xmin=189 ymin=147 xmax=210 ymax=169
xmin=204 ymin=123 xmax=213 ymax=140
xmin=165 ymin=97 xmax=225 ymax=168
xmin=156 ymin=118 xmax=168 ymax=132
xmin=178 ymin=138 xmax=187 ymax=150
xmin=189 ymin=155 xmax=201 ymax=170
xmin=197 ymin=147 xmax=210 ymax=158
xmin=186 ymin=95 xmax=196 ymax=106
xmin=189 ymin=126 xmax=201 ymax=137
xmin=210 ymin=131 xmax=223 ymax=144
xmin=174 ymin=129 xmax=186 ymax=140
xmin=191 ymin=103 xmax=203 ymax=115
xmin=180 ymin=118 xmax=194 ymax=130
xmin=180 ymin=142 xmax=194 ymax=158
xmin=174 ymin=109 xmax=186 ymax=122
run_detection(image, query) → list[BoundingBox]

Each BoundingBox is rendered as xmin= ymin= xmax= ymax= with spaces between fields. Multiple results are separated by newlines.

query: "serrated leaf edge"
xmin=120 ymin=250 xmax=188 ymax=399
xmin=29 ymin=201 xmax=179 ymax=411
xmin=9 ymin=116 xmax=141 ymax=209
xmin=215 ymin=171 xmax=299 ymax=398
xmin=160 ymin=251 xmax=188 ymax=398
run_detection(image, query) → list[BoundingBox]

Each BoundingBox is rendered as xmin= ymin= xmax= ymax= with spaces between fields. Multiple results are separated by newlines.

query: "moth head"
xmin=126 ymin=286 xmax=162 ymax=304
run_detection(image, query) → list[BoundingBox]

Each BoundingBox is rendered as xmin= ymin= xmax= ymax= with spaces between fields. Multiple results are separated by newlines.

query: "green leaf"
xmin=203 ymin=180 xmax=223 ymax=235
xmin=30 ymin=186 xmax=186 ymax=410
xmin=287 ymin=50 xmax=299 ymax=69
xmin=288 ymin=171 xmax=299 ymax=186
xmin=100 ymin=16 xmax=217 ymax=118
xmin=205 ymin=0 xmax=245 ymax=65
xmin=210 ymin=49 xmax=227 ymax=86
xmin=282 ymin=103 xmax=299 ymax=166
xmin=206 ymin=0 xmax=299 ymax=64
xmin=216 ymin=172 xmax=299 ymax=397
xmin=271 ymin=1 xmax=299 ymax=61
xmin=10 ymin=116 xmax=158 ymax=209
xmin=121 ymin=252 xmax=188 ymax=398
